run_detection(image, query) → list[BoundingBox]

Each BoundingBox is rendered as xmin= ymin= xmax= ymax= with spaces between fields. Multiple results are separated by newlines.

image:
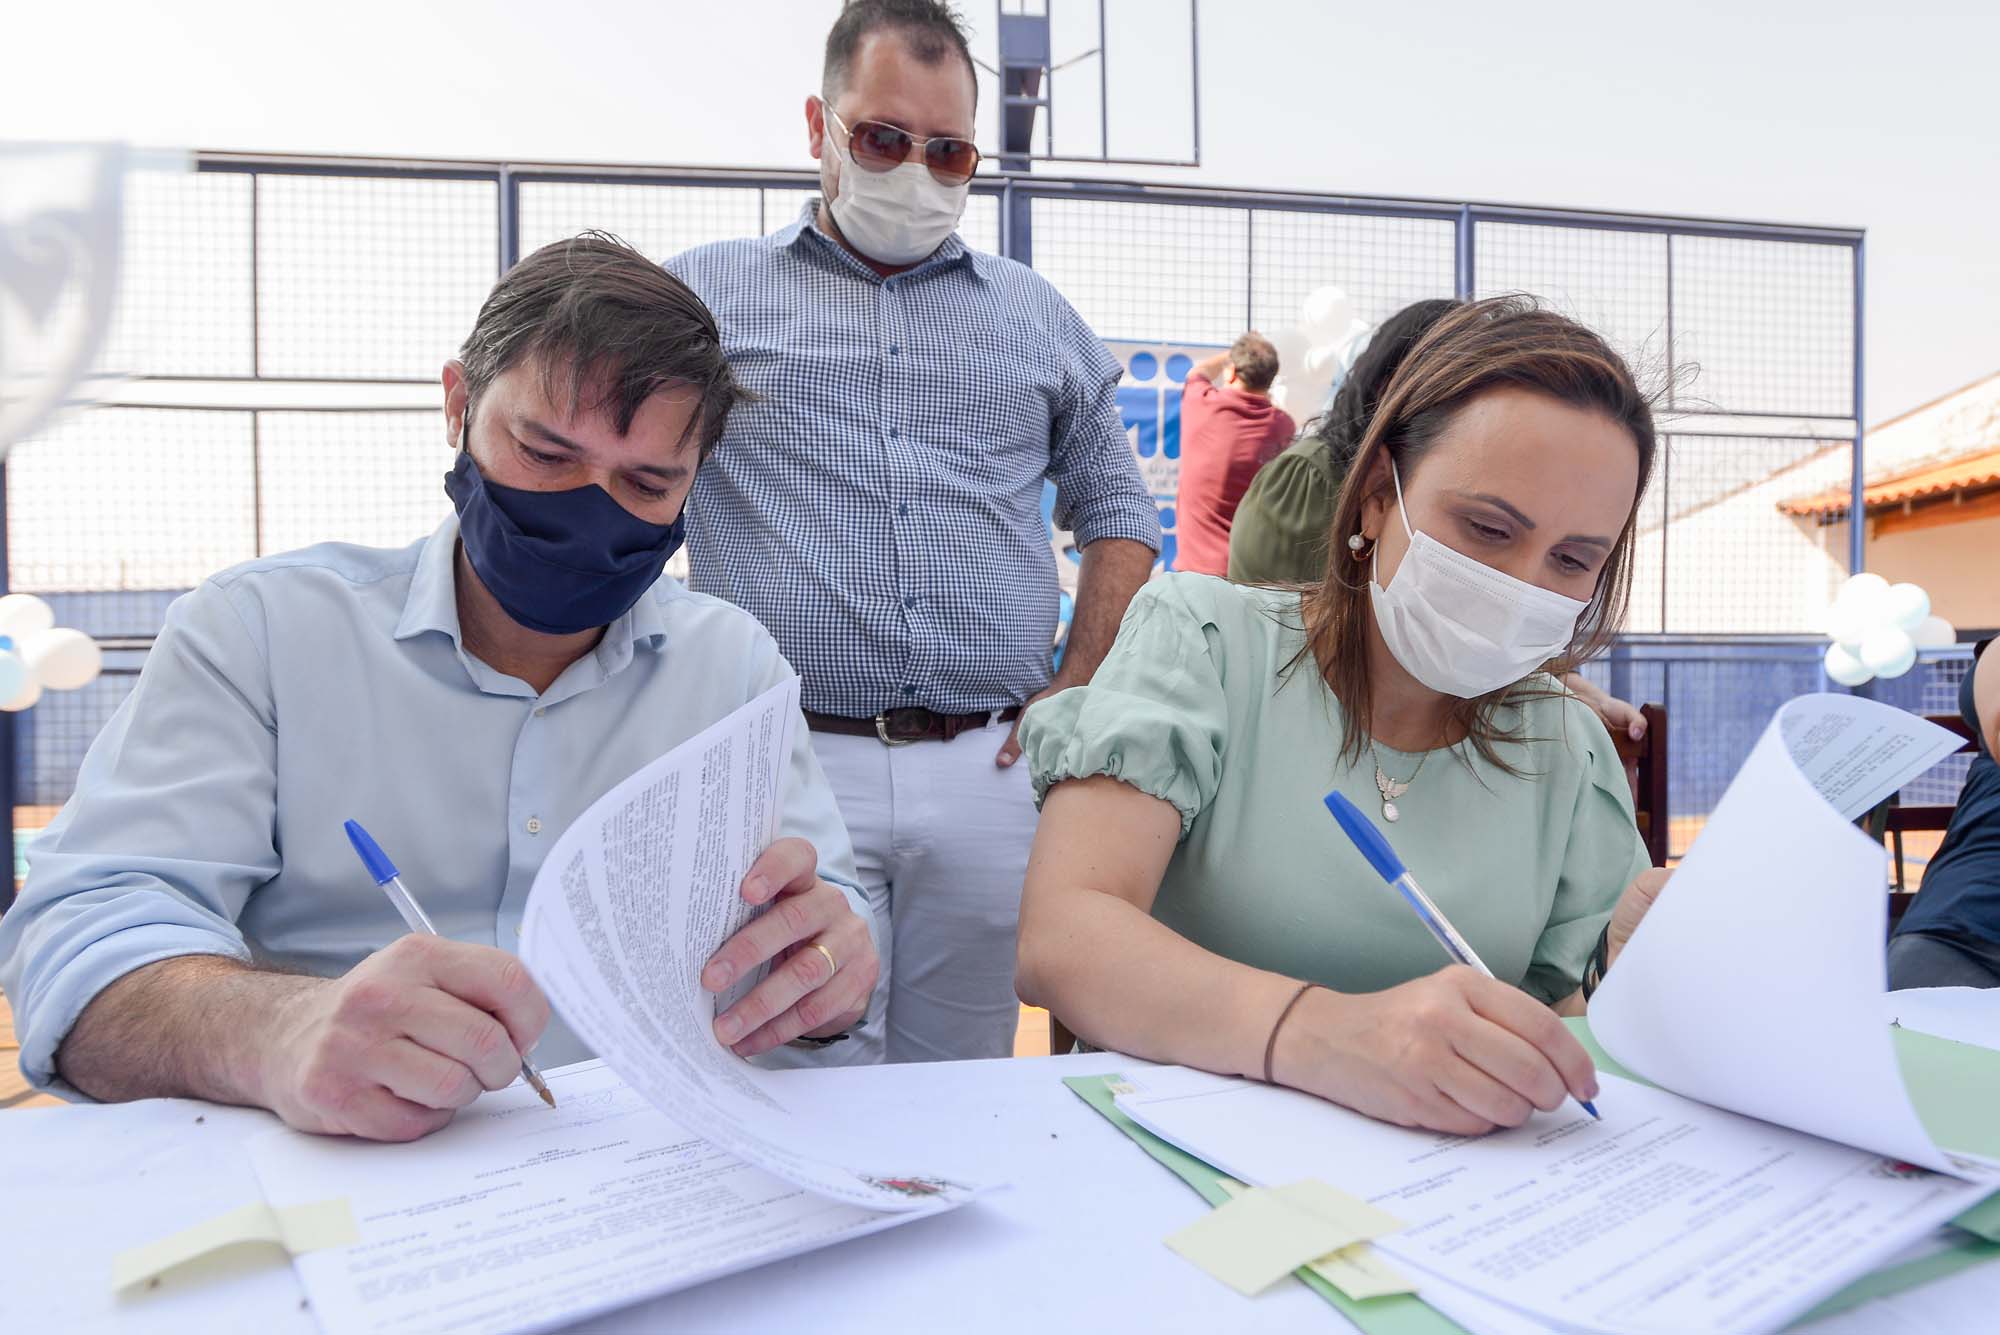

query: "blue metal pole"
xmin=1188 ymin=0 xmax=1202 ymax=167
xmin=1455 ymin=204 xmax=1474 ymax=299
xmin=1004 ymin=177 xmax=1033 ymax=267
xmin=1849 ymin=235 xmax=1866 ymax=573
xmin=498 ymin=168 xmax=519 ymax=273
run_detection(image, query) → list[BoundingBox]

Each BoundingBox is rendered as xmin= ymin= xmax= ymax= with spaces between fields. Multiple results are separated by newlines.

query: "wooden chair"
xmin=1044 ymin=701 xmax=1674 ymax=1056
xmin=1613 ymin=703 xmax=1671 ymax=867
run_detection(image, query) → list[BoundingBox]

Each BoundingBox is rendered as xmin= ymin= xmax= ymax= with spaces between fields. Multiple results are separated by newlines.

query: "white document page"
xmin=3 ymin=1099 xmax=314 ymax=1335
xmin=1774 ymin=690 xmax=1966 ymax=820
xmin=248 ymin=1062 xmax=961 ymax=1335
xmin=519 ymin=678 xmax=979 ymax=1211
xmin=1886 ymin=986 xmax=2000 ymax=1050
xmin=1117 ymin=1068 xmax=1986 ymax=1335
xmin=1590 ymin=693 xmax=1990 ymax=1178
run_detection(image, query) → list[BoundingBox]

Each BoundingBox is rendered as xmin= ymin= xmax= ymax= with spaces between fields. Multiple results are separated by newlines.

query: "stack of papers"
xmin=1111 ymin=694 xmax=1998 ymax=1334
xmin=243 ymin=681 xmax=984 ymax=1334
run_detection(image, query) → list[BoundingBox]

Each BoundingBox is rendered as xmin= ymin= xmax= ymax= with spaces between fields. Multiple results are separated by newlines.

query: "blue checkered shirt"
xmin=668 ymin=204 xmax=1160 ymax=718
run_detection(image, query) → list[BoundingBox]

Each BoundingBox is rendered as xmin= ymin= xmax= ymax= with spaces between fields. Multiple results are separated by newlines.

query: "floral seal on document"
xmin=863 ymin=1176 xmax=963 ymax=1199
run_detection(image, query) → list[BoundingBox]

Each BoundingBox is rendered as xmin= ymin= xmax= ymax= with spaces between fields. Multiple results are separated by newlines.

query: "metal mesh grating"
xmin=1029 ymin=197 xmax=1247 ymax=345
xmin=1251 ymin=210 xmax=1456 ymax=334
xmin=1669 ymin=235 xmax=1855 ymax=418
xmin=254 ymin=173 xmax=498 ymax=380
xmin=7 ymin=407 xmax=257 ymax=591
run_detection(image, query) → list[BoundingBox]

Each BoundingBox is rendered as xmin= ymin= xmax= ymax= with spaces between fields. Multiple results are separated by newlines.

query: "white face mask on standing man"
xmin=819 ymin=102 xmax=973 ymax=267
xmin=1369 ymin=460 xmax=1591 ymax=699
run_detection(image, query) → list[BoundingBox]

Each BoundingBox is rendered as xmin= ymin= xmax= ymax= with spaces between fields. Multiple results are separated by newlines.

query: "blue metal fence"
xmin=1577 ymin=643 xmax=1975 ymax=855
xmin=5 ymin=152 xmax=1890 ymax=871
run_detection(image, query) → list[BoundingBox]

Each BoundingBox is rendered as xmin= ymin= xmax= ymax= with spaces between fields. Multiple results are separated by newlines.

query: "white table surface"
xmin=5 ymin=991 xmax=1997 ymax=1334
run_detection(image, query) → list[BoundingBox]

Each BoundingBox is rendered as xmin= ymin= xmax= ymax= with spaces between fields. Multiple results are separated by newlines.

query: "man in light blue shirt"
xmin=0 ymin=234 xmax=881 ymax=1141
xmin=666 ymin=2 xmax=1160 ymax=1064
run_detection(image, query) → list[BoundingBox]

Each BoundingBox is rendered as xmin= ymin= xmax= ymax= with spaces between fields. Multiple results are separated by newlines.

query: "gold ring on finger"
xmin=808 ymin=941 xmax=838 ymax=977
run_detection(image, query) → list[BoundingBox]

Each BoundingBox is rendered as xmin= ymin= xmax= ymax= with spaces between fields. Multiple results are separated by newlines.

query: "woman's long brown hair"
xmin=1302 ymin=296 xmax=1658 ymax=769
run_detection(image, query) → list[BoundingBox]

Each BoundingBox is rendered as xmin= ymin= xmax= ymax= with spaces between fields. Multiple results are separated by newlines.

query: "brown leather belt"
xmin=805 ymin=705 xmax=1024 ymax=746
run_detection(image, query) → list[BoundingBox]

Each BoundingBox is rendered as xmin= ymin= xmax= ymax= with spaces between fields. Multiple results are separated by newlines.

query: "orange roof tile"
xmin=1778 ymin=447 xmax=2000 ymax=518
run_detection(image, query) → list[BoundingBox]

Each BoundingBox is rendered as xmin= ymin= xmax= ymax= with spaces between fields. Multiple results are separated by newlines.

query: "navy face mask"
xmin=444 ymin=440 xmax=686 ymax=636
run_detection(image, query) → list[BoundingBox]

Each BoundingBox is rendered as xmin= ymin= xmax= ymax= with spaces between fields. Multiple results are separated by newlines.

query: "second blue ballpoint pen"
xmin=1322 ymin=789 xmax=1600 ymax=1121
xmin=343 ymin=818 xmax=556 ymax=1109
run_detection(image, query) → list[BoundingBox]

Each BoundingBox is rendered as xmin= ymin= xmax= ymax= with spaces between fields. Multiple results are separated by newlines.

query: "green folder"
xmin=1065 ymin=1017 xmax=2000 ymax=1333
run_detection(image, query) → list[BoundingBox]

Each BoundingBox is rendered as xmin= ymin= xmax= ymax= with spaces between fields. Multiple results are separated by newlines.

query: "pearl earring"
xmin=1347 ymin=534 xmax=1366 ymax=552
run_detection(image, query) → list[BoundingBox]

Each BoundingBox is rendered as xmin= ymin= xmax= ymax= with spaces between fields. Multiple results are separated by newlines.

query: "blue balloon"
xmin=0 ymin=651 xmax=26 ymax=704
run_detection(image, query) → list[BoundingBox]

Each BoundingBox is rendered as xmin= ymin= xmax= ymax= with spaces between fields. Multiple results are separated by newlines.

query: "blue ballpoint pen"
xmin=343 ymin=819 xmax=555 ymax=1108
xmin=1322 ymin=790 xmax=1600 ymax=1121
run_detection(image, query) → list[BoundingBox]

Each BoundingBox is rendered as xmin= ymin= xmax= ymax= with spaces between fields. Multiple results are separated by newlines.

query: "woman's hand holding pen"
xmin=700 ymin=837 xmax=881 ymax=1058
xmin=1267 ymin=967 xmax=1601 ymax=1138
xmin=257 ymin=936 xmax=551 ymax=1142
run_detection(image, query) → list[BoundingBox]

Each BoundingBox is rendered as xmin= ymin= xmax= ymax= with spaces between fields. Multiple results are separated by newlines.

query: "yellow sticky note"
xmin=112 ymin=1198 xmax=359 ymax=1291
xmin=1217 ymin=1179 xmax=1412 ymax=1300
xmin=1306 ymin=1243 xmax=1416 ymax=1299
xmin=1167 ymin=1187 xmax=1364 ymax=1296
xmin=273 ymin=1198 xmax=363 ymax=1252
xmin=1270 ymin=1179 xmax=1402 ymax=1242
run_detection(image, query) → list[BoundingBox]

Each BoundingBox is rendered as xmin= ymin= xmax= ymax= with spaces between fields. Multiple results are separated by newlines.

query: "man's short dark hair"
xmin=458 ymin=231 xmax=751 ymax=458
xmin=1229 ymin=332 xmax=1281 ymax=393
xmin=823 ymin=0 xmax=978 ymax=106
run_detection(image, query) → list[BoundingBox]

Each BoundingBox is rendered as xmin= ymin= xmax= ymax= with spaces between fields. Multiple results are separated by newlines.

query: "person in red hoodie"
xmin=1176 ymin=334 xmax=1298 ymax=576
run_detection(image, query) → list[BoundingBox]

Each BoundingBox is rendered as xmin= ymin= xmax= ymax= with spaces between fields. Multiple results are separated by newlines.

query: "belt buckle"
xmin=874 ymin=709 xmax=923 ymax=747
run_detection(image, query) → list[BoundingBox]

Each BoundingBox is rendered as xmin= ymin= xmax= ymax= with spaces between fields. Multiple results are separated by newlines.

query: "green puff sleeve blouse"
xmin=1225 ymin=433 xmax=1343 ymax=585
xmin=1021 ymin=574 xmax=1650 ymax=1005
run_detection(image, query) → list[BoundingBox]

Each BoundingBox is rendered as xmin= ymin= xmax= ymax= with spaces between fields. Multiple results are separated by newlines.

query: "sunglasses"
xmin=825 ymin=104 xmax=982 ymax=187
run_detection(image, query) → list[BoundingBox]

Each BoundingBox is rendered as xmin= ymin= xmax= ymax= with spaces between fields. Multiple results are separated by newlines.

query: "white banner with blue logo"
xmin=1044 ymin=339 xmax=1223 ymax=585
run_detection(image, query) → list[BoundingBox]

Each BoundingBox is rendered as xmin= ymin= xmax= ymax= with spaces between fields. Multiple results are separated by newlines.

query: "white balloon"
xmin=0 ymin=673 xmax=40 ymax=712
xmin=1838 ymin=571 xmax=1891 ymax=602
xmin=1267 ymin=326 xmax=1311 ymax=375
xmin=1884 ymin=582 xmax=1931 ymax=632
xmin=1823 ymin=601 xmax=1869 ymax=649
xmin=0 ymin=593 xmax=54 ymax=640
xmin=1300 ymin=286 xmax=1354 ymax=341
xmin=1911 ymin=615 xmax=1958 ymax=649
xmin=1823 ymin=642 xmax=1873 ymax=687
xmin=1835 ymin=571 xmax=1892 ymax=619
xmin=1302 ymin=342 xmax=1341 ymax=376
xmin=1858 ymin=628 xmax=1917 ymax=679
xmin=0 ymin=650 xmax=26 ymax=704
xmin=21 ymin=627 xmax=102 ymax=690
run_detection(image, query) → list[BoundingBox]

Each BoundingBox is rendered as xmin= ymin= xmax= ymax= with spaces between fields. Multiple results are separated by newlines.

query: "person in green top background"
xmin=1229 ymin=297 xmax=1649 ymax=743
xmin=1228 ymin=299 xmax=1458 ymax=588
xmin=1017 ymin=298 xmax=1670 ymax=1139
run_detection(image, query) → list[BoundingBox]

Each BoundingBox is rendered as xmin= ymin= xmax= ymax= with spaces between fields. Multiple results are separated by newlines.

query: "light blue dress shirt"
xmin=0 ymin=517 xmax=869 ymax=1095
xmin=667 ymin=204 xmax=1162 ymax=718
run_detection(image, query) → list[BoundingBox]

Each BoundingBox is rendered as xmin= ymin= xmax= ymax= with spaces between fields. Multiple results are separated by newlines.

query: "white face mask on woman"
xmin=825 ymin=126 xmax=968 ymax=267
xmin=1369 ymin=462 xmax=1589 ymax=699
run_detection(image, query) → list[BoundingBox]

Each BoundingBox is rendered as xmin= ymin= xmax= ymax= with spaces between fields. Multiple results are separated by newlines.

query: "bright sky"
xmin=7 ymin=0 xmax=1996 ymax=426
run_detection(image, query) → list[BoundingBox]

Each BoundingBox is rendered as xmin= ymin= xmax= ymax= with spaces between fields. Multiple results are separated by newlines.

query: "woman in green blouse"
xmin=1230 ymin=296 xmax=1650 ymax=743
xmin=1017 ymin=298 xmax=1669 ymax=1138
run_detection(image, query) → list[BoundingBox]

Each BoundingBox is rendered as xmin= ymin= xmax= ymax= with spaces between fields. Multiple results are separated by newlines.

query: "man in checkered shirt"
xmin=667 ymin=0 xmax=1160 ymax=1064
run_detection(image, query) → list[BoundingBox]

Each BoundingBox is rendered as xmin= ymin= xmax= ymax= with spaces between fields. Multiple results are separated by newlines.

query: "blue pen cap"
xmin=343 ymin=819 xmax=400 ymax=886
xmin=1323 ymin=790 xmax=1408 ymax=885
